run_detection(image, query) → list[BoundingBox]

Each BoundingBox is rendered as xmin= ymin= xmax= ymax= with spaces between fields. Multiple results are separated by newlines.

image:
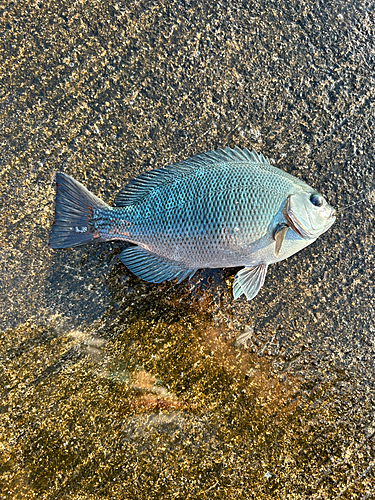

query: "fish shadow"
xmin=45 ymin=240 xmax=233 ymax=327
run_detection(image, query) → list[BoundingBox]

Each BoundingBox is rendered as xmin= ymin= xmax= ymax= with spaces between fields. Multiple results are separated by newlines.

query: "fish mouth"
xmin=326 ymin=210 xmax=337 ymax=229
xmin=282 ymin=196 xmax=336 ymax=239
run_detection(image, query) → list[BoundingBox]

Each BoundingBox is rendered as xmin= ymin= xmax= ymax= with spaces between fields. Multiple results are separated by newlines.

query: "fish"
xmin=49 ymin=146 xmax=336 ymax=301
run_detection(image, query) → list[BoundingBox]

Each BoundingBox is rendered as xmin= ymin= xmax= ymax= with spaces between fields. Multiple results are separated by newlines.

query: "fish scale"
xmin=49 ymin=146 xmax=336 ymax=301
xmin=103 ymin=166 xmax=292 ymax=267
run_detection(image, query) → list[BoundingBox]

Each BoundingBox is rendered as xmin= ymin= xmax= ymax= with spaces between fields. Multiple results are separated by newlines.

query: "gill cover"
xmin=283 ymin=192 xmax=336 ymax=239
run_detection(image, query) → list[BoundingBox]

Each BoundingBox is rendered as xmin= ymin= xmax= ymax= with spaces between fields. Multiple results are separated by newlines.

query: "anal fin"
xmin=233 ymin=264 xmax=268 ymax=301
xmin=119 ymin=246 xmax=196 ymax=284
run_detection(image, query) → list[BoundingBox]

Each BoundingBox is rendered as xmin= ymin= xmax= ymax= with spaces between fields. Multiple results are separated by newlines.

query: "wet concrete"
xmin=1 ymin=0 xmax=375 ymax=498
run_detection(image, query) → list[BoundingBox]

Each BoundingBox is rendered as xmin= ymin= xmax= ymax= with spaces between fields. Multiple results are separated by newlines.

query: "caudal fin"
xmin=49 ymin=172 xmax=109 ymax=249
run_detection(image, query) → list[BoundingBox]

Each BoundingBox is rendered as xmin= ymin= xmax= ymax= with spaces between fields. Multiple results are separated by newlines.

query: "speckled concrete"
xmin=1 ymin=0 xmax=375 ymax=498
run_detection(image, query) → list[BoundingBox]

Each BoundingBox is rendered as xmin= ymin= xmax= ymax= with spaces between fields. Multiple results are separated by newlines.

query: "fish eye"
xmin=310 ymin=193 xmax=325 ymax=207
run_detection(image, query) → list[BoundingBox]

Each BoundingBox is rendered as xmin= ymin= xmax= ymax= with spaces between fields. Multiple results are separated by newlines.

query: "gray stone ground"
xmin=1 ymin=0 xmax=374 ymax=498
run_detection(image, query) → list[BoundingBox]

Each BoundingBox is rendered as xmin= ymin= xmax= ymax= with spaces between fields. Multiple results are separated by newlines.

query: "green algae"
xmin=1 ymin=287 xmax=374 ymax=499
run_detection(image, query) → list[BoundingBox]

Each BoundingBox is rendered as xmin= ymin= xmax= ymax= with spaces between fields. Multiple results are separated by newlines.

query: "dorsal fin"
xmin=202 ymin=146 xmax=269 ymax=165
xmin=113 ymin=146 xmax=270 ymax=207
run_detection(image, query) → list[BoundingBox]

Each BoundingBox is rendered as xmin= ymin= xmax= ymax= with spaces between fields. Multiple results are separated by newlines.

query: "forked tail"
xmin=49 ymin=172 xmax=109 ymax=249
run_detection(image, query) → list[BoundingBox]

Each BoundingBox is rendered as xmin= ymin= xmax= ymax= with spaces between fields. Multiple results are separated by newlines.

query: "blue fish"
xmin=49 ymin=147 xmax=336 ymax=300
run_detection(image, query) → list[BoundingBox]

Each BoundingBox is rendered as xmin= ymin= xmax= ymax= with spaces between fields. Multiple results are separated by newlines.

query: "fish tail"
xmin=49 ymin=172 xmax=109 ymax=249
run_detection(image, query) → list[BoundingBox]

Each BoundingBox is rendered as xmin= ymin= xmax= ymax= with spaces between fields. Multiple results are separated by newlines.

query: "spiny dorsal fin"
xmin=203 ymin=146 xmax=269 ymax=165
xmin=113 ymin=146 xmax=271 ymax=207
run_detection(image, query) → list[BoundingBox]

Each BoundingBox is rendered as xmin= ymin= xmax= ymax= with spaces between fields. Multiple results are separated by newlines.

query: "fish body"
xmin=49 ymin=147 xmax=336 ymax=300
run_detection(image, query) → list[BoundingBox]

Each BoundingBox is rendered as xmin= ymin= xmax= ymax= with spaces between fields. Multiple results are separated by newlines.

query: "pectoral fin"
xmin=273 ymin=224 xmax=288 ymax=257
xmin=233 ymin=264 xmax=268 ymax=301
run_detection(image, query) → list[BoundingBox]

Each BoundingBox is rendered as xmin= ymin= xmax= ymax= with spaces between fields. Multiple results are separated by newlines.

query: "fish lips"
xmin=283 ymin=195 xmax=336 ymax=239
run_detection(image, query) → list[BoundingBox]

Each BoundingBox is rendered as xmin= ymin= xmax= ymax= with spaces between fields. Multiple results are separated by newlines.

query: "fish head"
xmin=283 ymin=190 xmax=336 ymax=239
